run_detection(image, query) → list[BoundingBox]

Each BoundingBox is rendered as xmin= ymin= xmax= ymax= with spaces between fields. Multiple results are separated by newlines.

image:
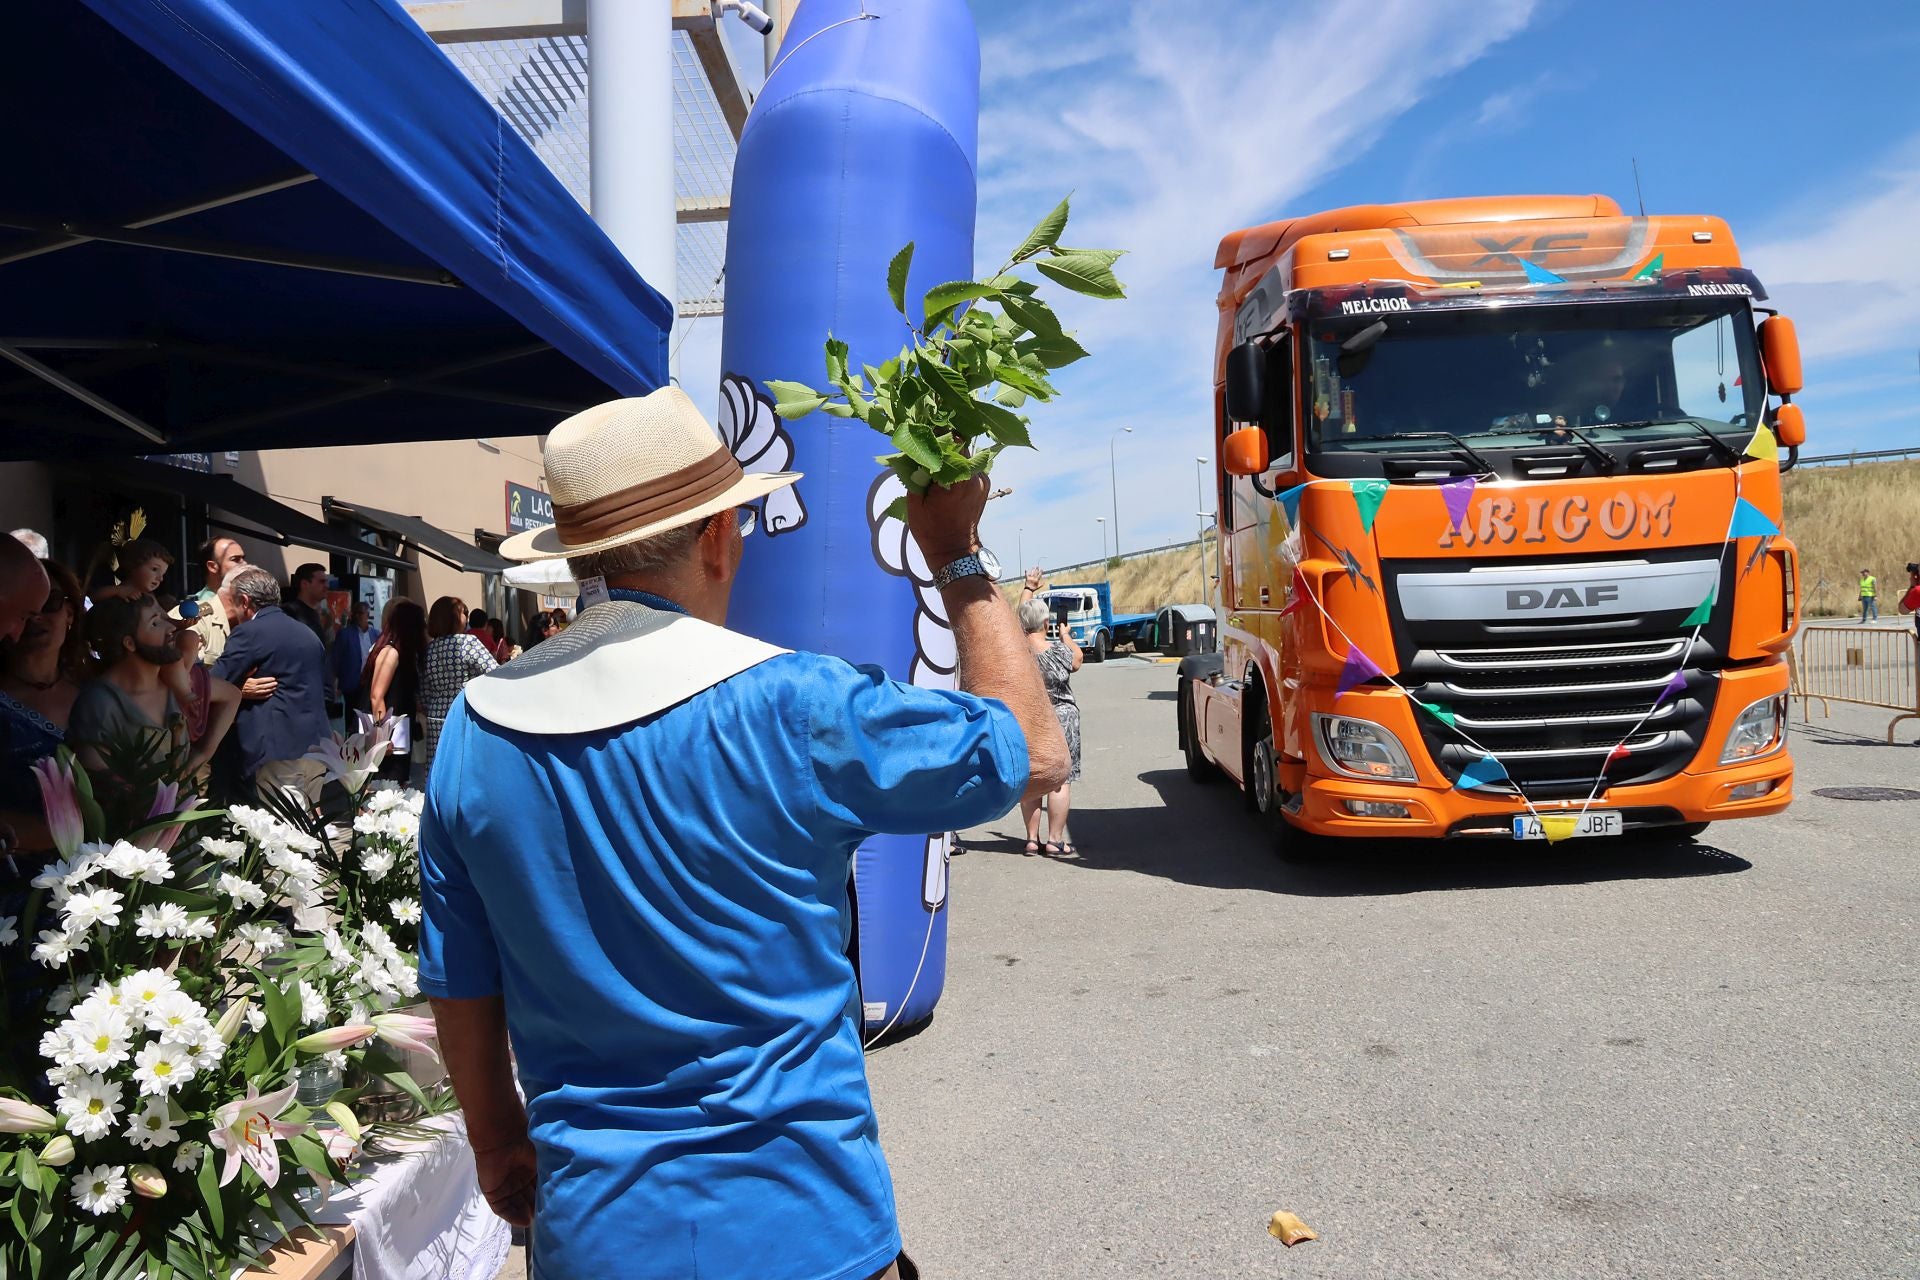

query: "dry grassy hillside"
xmin=1782 ymin=459 xmax=1920 ymax=617
xmin=1000 ymin=458 xmax=1917 ymax=620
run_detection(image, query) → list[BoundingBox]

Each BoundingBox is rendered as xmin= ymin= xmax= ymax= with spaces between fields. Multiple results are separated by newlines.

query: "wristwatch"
xmin=930 ymin=547 xmax=1000 ymax=591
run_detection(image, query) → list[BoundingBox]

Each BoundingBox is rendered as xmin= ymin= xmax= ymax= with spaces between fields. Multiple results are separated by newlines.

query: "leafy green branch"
xmin=763 ymin=196 xmax=1125 ymax=519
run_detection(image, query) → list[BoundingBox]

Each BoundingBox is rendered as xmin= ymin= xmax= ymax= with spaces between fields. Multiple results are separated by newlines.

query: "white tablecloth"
xmin=315 ymin=1112 xmax=511 ymax=1280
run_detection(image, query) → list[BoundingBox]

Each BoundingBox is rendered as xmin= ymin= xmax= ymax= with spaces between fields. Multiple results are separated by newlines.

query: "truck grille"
xmin=1402 ymin=635 xmax=1716 ymax=800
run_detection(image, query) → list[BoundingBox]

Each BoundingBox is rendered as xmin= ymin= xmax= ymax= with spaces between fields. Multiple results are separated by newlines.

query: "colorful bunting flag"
xmin=1418 ymin=700 xmax=1456 ymax=729
xmin=1335 ymin=644 xmax=1384 ymax=698
xmin=1539 ymin=814 xmax=1580 ymax=844
xmin=1278 ymin=483 xmax=1307 ymax=526
xmin=1605 ymin=743 xmax=1631 ymax=767
xmin=1654 ymin=671 xmax=1687 ymax=707
xmin=1279 ymin=568 xmax=1310 ymax=616
xmin=1744 ymin=425 xmax=1779 ymax=462
xmin=1630 ymin=253 xmax=1664 ymax=281
xmin=1681 ymin=589 xmax=1716 ymax=628
xmin=1521 ymin=258 xmax=1566 ymax=286
xmin=1728 ymin=497 xmax=1780 ymax=539
xmin=1455 ymin=755 xmax=1508 ymax=791
xmin=1440 ymin=476 xmax=1476 ymax=534
xmin=1350 ymin=480 xmax=1388 ymax=533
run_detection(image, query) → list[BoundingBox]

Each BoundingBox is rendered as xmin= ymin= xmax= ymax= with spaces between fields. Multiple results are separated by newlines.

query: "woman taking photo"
xmin=417 ymin=596 xmax=497 ymax=780
xmin=361 ymin=598 xmax=427 ymax=783
xmin=1015 ymin=592 xmax=1083 ymax=855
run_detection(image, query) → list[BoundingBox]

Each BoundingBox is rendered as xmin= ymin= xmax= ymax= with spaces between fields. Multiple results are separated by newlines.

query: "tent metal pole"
xmin=0 ymin=342 xmax=167 ymax=445
xmin=0 ymin=172 xmax=316 ymax=268
xmin=161 ymin=342 xmax=583 ymax=414
xmin=589 ymin=0 xmax=677 ymax=321
xmin=0 ymin=218 xmax=461 ymax=288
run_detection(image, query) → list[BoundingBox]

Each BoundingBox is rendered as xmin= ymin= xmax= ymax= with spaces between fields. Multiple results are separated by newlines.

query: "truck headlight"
xmin=1719 ymin=694 xmax=1786 ymax=764
xmin=1313 ymin=714 xmax=1417 ymax=783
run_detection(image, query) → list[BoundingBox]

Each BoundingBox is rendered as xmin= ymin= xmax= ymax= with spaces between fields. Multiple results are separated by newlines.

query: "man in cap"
xmin=420 ymin=388 xmax=1068 ymax=1280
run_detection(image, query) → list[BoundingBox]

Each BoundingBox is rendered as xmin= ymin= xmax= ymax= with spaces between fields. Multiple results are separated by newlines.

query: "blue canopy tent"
xmin=0 ymin=0 xmax=671 ymax=461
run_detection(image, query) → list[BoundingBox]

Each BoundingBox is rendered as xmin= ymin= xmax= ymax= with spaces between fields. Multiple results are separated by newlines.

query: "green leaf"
xmin=824 ymin=337 xmax=850 ymax=386
xmin=999 ymin=293 xmax=1064 ymax=341
xmin=881 ymin=496 xmax=909 ymax=523
xmin=886 ymin=242 xmax=914 ymax=315
xmin=890 ymin=422 xmax=944 ymax=471
xmin=1052 ymin=246 xmax=1124 ymax=267
xmin=287 ymin=1134 xmax=331 ymax=1188
xmin=993 ymin=385 xmax=1029 ymax=408
xmin=196 ymin=1151 xmax=223 ymax=1238
xmin=973 ymin=400 xmax=1033 ymax=449
xmin=764 ymin=380 xmax=829 ymax=420
xmin=1016 ymin=331 xmax=1091 ymax=369
xmin=1035 ymin=251 xmax=1127 ymax=300
xmin=15 ymin=1149 xmax=37 ymax=1197
xmin=921 ymin=280 xmax=999 ymax=330
xmin=252 ymin=968 xmax=295 ymax=1042
xmin=819 ymin=402 xmax=856 ymax=418
xmin=1011 ymin=196 xmax=1071 ymax=262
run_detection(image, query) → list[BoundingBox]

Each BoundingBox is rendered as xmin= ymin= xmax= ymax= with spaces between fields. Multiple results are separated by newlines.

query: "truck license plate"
xmin=1512 ymin=811 xmax=1623 ymax=841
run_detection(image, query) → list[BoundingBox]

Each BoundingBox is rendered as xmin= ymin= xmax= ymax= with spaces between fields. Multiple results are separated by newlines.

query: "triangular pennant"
xmin=1728 ymin=497 xmax=1780 ymax=539
xmin=1278 ymin=483 xmax=1307 ymax=526
xmin=1744 ymin=425 xmax=1778 ymax=462
xmin=1335 ymin=644 xmax=1384 ymax=698
xmin=1681 ymin=588 xmax=1716 ymax=627
xmin=1521 ymin=258 xmax=1566 ymax=286
xmin=1349 ymin=480 xmax=1389 ymax=532
xmin=1630 ymin=253 xmax=1664 ymax=281
xmin=1279 ymin=568 xmax=1311 ymax=616
xmin=1605 ymin=743 xmax=1631 ymax=767
xmin=1418 ymin=700 xmax=1457 ymax=730
xmin=1539 ymin=814 xmax=1580 ymax=844
xmin=1733 ymin=373 xmax=1743 ymax=387
xmin=1455 ymin=754 xmax=1508 ymax=791
xmin=1655 ymin=671 xmax=1687 ymax=706
xmin=1440 ymin=476 xmax=1476 ymax=534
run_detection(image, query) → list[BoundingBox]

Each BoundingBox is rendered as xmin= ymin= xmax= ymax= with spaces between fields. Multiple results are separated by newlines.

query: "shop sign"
xmin=506 ymin=481 xmax=554 ymax=533
xmin=144 ymin=452 xmax=215 ymax=473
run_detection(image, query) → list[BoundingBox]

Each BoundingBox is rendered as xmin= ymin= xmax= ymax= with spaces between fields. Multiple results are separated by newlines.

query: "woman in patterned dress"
xmin=1015 ymin=589 xmax=1082 ymax=855
xmin=416 ymin=596 xmax=497 ymax=782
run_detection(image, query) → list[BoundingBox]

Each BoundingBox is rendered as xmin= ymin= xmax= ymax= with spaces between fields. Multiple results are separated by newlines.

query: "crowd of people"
xmin=0 ymin=527 xmax=522 ymax=846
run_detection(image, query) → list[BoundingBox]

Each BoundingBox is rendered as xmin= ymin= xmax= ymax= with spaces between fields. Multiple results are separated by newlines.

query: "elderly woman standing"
xmin=1016 ymin=589 xmax=1083 ymax=854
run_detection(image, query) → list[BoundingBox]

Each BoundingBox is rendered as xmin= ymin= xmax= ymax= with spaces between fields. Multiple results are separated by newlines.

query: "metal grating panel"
xmin=443 ymin=32 xmax=733 ymax=318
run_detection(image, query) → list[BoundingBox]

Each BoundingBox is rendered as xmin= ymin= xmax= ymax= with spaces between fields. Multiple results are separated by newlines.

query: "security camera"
xmin=716 ymin=0 xmax=774 ymax=34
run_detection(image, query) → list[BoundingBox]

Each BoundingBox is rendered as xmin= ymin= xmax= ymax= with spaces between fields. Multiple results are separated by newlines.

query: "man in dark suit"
xmin=214 ymin=567 xmax=333 ymax=803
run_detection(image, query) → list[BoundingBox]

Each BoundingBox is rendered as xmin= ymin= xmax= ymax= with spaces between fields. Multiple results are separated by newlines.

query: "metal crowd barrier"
xmin=1790 ymin=623 xmax=1920 ymax=742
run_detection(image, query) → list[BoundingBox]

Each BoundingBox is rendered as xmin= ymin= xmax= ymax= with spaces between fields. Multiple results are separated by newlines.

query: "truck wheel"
xmin=1180 ymin=683 xmax=1218 ymax=783
xmin=1090 ymin=630 xmax=1110 ymax=663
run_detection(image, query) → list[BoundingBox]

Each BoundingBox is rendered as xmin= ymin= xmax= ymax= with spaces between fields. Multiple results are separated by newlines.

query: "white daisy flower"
xmin=135 ymin=902 xmax=191 ymax=940
xmin=125 ymin=1101 xmax=180 ymax=1151
xmin=0 ymin=914 xmax=16 ymax=947
xmin=298 ymin=981 xmax=327 ymax=1025
xmin=322 ymin=928 xmax=356 ymax=974
xmin=31 ymin=928 xmax=85 ymax=968
xmin=118 ymin=968 xmax=180 ymax=1012
xmin=67 ymin=1007 xmax=135 ymax=1071
xmin=360 ymin=849 xmax=396 ymax=881
xmin=71 ymin=1164 xmax=128 ymax=1216
xmin=198 ymin=836 xmax=247 ymax=861
xmin=56 ymin=1075 xmax=123 ymax=1140
xmin=99 ymin=841 xmax=173 ymax=884
xmin=180 ymin=1029 xmax=225 ymax=1073
xmin=131 ymin=1041 xmax=194 ymax=1096
xmin=235 ymin=923 xmax=287 ymax=956
xmin=145 ymin=991 xmax=210 ymax=1041
xmin=59 ymin=887 xmax=124 ymax=933
xmin=224 ymin=805 xmax=281 ymax=845
xmin=181 ymin=916 xmax=217 ymax=942
xmin=216 ymin=873 xmax=267 ymax=909
xmin=389 ymin=898 xmax=422 ymax=926
xmin=170 ymin=1141 xmax=206 ymax=1173
xmin=245 ymin=1006 xmax=268 ymax=1033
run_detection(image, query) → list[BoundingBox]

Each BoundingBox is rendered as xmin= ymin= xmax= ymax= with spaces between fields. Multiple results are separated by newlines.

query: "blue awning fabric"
xmin=0 ymin=0 xmax=670 ymax=460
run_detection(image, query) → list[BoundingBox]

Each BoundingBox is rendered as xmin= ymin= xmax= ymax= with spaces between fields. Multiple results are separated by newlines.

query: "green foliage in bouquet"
xmin=0 ymin=728 xmax=442 ymax=1280
xmin=764 ymin=196 xmax=1126 ymax=519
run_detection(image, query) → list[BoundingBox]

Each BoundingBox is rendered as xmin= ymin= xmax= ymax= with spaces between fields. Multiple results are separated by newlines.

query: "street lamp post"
xmin=1095 ymin=516 xmax=1106 ymax=564
xmin=1194 ymin=457 xmax=1209 ymax=585
xmin=1109 ymin=426 xmax=1133 ymax=560
xmin=1017 ymin=527 xmax=1024 ymax=576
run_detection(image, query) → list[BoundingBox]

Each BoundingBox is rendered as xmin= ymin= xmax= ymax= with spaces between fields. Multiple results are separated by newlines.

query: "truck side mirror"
xmin=1759 ymin=316 xmax=1803 ymax=396
xmin=1774 ymin=402 xmax=1806 ymax=448
xmin=1222 ymin=427 xmax=1270 ymax=476
xmin=1225 ymin=343 xmax=1265 ymax=425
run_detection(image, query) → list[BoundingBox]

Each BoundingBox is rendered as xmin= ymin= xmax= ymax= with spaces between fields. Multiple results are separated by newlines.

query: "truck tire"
xmin=1089 ymin=630 xmax=1110 ymax=663
xmin=1181 ymin=682 xmax=1218 ymax=783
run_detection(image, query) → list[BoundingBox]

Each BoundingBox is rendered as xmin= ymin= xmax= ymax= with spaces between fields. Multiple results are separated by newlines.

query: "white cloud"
xmin=973 ymin=0 xmax=1538 ymax=565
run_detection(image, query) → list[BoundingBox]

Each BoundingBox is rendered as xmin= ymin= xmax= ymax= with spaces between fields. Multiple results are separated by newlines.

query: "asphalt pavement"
xmin=864 ymin=656 xmax=1919 ymax=1279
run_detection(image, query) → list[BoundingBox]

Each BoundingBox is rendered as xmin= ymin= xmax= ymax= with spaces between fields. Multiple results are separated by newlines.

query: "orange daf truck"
xmin=1178 ymin=195 xmax=1805 ymax=852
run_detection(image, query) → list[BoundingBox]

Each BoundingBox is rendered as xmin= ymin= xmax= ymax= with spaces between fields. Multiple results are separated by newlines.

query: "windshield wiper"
xmin=1610 ymin=417 xmax=1741 ymax=467
xmin=1485 ymin=423 xmax=1618 ymax=473
xmin=1372 ymin=431 xmax=1496 ymax=475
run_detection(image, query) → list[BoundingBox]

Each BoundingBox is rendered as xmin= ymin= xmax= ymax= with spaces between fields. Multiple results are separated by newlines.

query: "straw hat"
xmin=501 ymin=387 xmax=799 ymax=562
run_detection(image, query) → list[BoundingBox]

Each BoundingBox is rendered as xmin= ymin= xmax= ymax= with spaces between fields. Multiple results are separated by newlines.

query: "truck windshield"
xmin=1304 ymin=297 xmax=1764 ymax=458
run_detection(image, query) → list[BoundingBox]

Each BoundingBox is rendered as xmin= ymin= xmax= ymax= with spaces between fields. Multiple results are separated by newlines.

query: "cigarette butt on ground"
xmin=1267 ymin=1210 xmax=1318 ymax=1246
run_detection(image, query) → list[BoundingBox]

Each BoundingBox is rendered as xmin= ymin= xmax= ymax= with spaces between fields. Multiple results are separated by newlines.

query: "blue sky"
xmin=693 ymin=0 xmax=1920 ymax=571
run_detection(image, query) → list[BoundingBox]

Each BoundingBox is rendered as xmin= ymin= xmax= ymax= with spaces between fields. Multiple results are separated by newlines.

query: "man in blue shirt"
xmin=212 ymin=567 xmax=332 ymax=801
xmin=420 ymin=389 xmax=1067 ymax=1280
